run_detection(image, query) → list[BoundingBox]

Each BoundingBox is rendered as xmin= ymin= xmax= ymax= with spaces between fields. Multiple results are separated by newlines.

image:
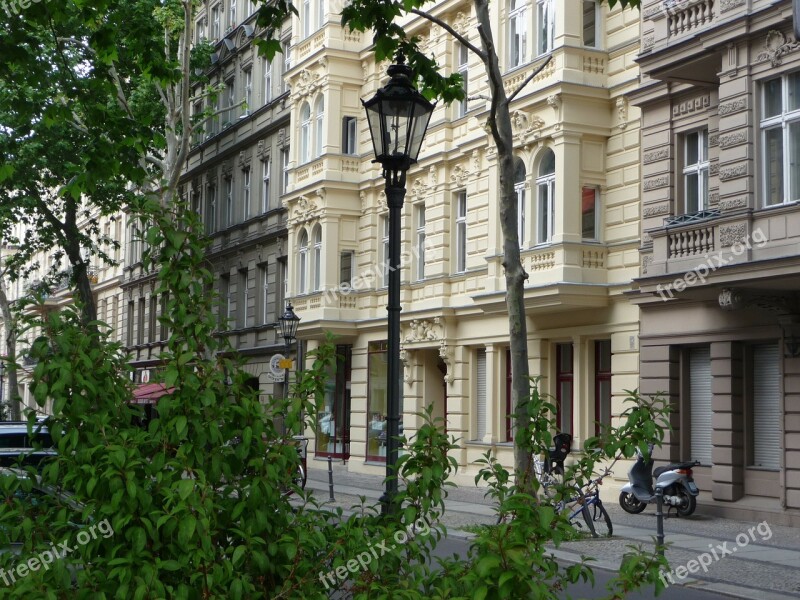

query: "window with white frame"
xmin=196 ymin=17 xmax=206 ymax=43
xmin=281 ymin=147 xmax=290 ymax=195
xmin=300 ymin=102 xmax=311 ymax=164
xmin=583 ymin=0 xmax=599 ymax=48
xmin=229 ymin=0 xmax=237 ymax=29
xmin=249 ymin=0 xmax=257 ymax=17
xmin=382 ymin=216 xmax=390 ymax=287
xmin=536 ymin=149 xmax=555 ymax=244
xmin=225 ymin=177 xmax=234 ymax=227
xmin=244 ymin=68 xmax=252 ymax=114
xmin=206 ymin=184 xmax=217 ymax=233
xmin=302 ymin=0 xmax=311 ymax=38
xmin=264 ymin=57 xmax=272 ymax=105
xmin=237 ymin=267 xmax=248 ymax=329
xmin=211 ymin=4 xmax=221 ymax=40
xmin=514 ymin=158 xmax=526 ymax=247
xmin=299 ymin=230 xmax=309 ymax=293
xmin=581 ymin=186 xmax=598 ymax=240
xmin=312 ymin=226 xmax=322 ymax=291
xmin=282 ymin=41 xmax=291 ymax=93
xmin=457 ymin=42 xmax=469 ymax=117
xmin=415 ymin=204 xmax=426 ymax=280
xmin=259 ymin=263 xmax=269 ymax=325
xmin=243 ymin=167 xmax=251 ymax=220
xmin=317 ymin=0 xmax=325 ymax=30
xmin=340 ymin=251 xmax=354 ymax=288
xmin=262 ymin=158 xmax=271 ymax=212
xmin=536 ymin=0 xmax=554 ymax=56
xmin=220 ymin=274 xmax=232 ymax=328
xmin=683 ymin=129 xmax=709 ymax=213
xmin=224 ymin=78 xmax=235 ymax=124
xmin=456 ymin=191 xmax=467 ymax=272
xmin=342 ymin=116 xmax=357 ymax=155
xmin=314 ymin=96 xmax=324 ymax=158
xmin=761 ymin=72 xmax=800 ymax=206
xmin=508 ymin=0 xmax=527 ymax=69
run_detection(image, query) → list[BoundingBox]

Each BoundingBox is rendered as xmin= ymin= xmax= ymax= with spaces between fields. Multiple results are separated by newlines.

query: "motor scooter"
xmin=618 ymin=446 xmax=700 ymax=516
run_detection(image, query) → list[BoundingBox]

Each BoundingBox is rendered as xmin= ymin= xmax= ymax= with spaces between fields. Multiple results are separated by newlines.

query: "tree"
xmin=0 ymin=259 xmax=21 ymax=421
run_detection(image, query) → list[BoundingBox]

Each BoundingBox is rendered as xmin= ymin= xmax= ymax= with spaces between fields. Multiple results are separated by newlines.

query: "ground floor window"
xmin=556 ymin=343 xmax=573 ymax=435
xmin=367 ymin=341 xmax=388 ymax=461
xmin=688 ymin=346 xmax=713 ymax=465
xmin=594 ymin=339 xmax=612 ymax=436
xmin=750 ymin=343 xmax=781 ymax=470
xmin=316 ymin=344 xmax=351 ymax=459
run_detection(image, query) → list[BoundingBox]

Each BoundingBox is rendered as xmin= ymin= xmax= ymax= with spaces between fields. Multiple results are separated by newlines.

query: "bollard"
xmin=327 ymin=455 xmax=335 ymax=502
xmin=655 ymin=486 xmax=665 ymax=556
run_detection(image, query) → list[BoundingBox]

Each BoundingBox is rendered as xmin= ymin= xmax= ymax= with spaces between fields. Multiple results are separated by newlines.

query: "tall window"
xmin=476 ymin=348 xmax=487 ymax=441
xmin=262 ymin=158 xmax=271 ymax=212
xmin=137 ymin=298 xmax=145 ymax=345
xmin=456 ymin=192 xmax=467 ymax=272
xmin=302 ymin=0 xmax=311 ymax=38
xmin=594 ymin=340 xmax=611 ymax=436
xmin=127 ymin=300 xmax=134 ymax=346
xmin=220 ymin=274 xmax=231 ymax=329
xmin=282 ymin=41 xmax=291 ymax=93
xmin=416 ymin=204 xmax=426 ymax=280
xmin=259 ymin=263 xmax=269 ymax=325
xmin=536 ymin=0 xmax=554 ymax=56
xmin=229 ymin=0 xmax=237 ymax=29
xmin=243 ymin=168 xmax=251 ymax=221
xmin=556 ymin=343 xmax=573 ymax=435
xmin=206 ymin=184 xmax=217 ymax=233
xmin=160 ymin=293 xmax=169 ymax=341
xmin=688 ymin=346 xmax=712 ymax=465
xmin=317 ymin=0 xmax=324 ymax=29
xmin=342 ymin=116 xmax=357 ymax=155
xmin=224 ymin=78 xmax=235 ymax=124
xmin=278 ymin=257 xmax=287 ymax=311
xmin=340 ymin=252 xmax=354 ymax=288
xmin=583 ymin=0 xmax=598 ymax=47
xmin=244 ymin=68 xmax=252 ymax=114
xmin=312 ymin=226 xmax=322 ymax=291
xmin=684 ymin=129 xmax=709 ymax=213
xmin=381 ymin=216 xmax=390 ymax=287
xmin=264 ymin=57 xmax=272 ymax=105
xmin=508 ymin=0 xmax=527 ymax=69
xmin=582 ymin=186 xmax=598 ymax=240
xmin=456 ymin=42 xmax=469 ymax=117
xmin=751 ymin=344 xmax=781 ymax=469
xmin=514 ymin=158 xmax=526 ymax=247
xmin=314 ymin=96 xmax=324 ymax=159
xmin=299 ymin=230 xmax=308 ymax=294
xmin=149 ymin=296 xmax=157 ymax=343
xmin=367 ymin=341 xmax=389 ymax=461
xmin=225 ymin=177 xmax=234 ymax=227
xmin=237 ymin=268 xmax=248 ymax=329
xmin=300 ymin=102 xmax=311 ymax=164
xmin=196 ymin=17 xmax=206 ymax=43
xmin=536 ymin=149 xmax=555 ymax=244
xmin=281 ymin=147 xmax=290 ymax=195
xmin=211 ymin=3 xmax=221 ymax=40
xmin=762 ymin=73 xmax=800 ymax=206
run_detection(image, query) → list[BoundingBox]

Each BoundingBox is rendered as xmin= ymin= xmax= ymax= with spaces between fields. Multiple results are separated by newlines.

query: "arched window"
xmin=536 ymin=149 xmax=555 ymax=244
xmin=312 ymin=226 xmax=322 ymax=291
xmin=508 ymin=0 xmax=527 ymax=69
xmin=513 ymin=157 xmax=526 ymax=247
xmin=314 ymin=95 xmax=324 ymax=159
xmin=299 ymin=230 xmax=309 ymax=293
xmin=300 ymin=102 xmax=311 ymax=164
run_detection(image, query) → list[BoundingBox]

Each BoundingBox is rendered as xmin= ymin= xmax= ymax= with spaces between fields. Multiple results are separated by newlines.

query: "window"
xmin=342 ymin=116 xmax=357 ymax=155
xmin=514 ymin=158 xmax=526 ymax=247
xmin=416 ymin=204 xmax=426 ymax=280
xmin=508 ymin=0 xmax=527 ymax=69
xmin=300 ymin=102 xmax=311 ymax=164
xmin=314 ymin=96 xmax=324 ymax=158
xmin=317 ymin=0 xmax=324 ymax=30
xmin=237 ymin=268 xmax=248 ymax=329
xmin=594 ymin=340 xmax=611 ymax=436
xmin=262 ymin=158 xmax=271 ymax=212
xmin=312 ymin=226 xmax=322 ymax=291
xmin=159 ymin=292 xmax=169 ymax=341
xmin=684 ymin=129 xmax=709 ymax=213
xmin=224 ymin=177 xmax=234 ymax=227
xmin=281 ymin=147 xmax=290 ymax=195
xmin=243 ymin=167 xmax=251 ymax=220
xmin=196 ymin=18 xmax=206 ymax=43
xmin=750 ymin=344 xmax=781 ymax=469
xmin=456 ymin=192 xmax=467 ymax=273
xmin=206 ymin=184 xmax=217 ymax=233
xmin=556 ymin=343 xmax=573 ymax=435
xmin=211 ymin=3 xmax=221 ymax=39
xmin=137 ymin=298 xmax=145 ymax=345
xmin=127 ymin=223 xmax=140 ymax=265
xmin=457 ymin=42 xmax=469 ymax=117
xmin=476 ymin=348 xmax=487 ymax=440
xmin=581 ymin=186 xmax=598 ymax=240
xmin=299 ymin=230 xmax=308 ymax=294
xmin=583 ymin=0 xmax=598 ymax=47
xmin=688 ymin=346 xmax=712 ymax=465
xmin=264 ymin=57 xmax=272 ymax=105
xmin=340 ymin=251 xmax=354 ymax=288
xmin=149 ymin=296 xmax=157 ymax=343
xmin=224 ymin=78 xmax=236 ymax=124
xmin=282 ymin=41 xmax=291 ymax=93
xmin=536 ymin=149 xmax=555 ymax=244
xmin=367 ymin=340 xmax=389 ymax=461
xmin=302 ymin=0 xmax=311 ymax=38
xmin=536 ymin=0 xmax=554 ymax=56
xmin=277 ymin=257 xmax=287 ymax=312
xmin=762 ymin=72 xmax=800 ymax=206
xmin=220 ymin=274 xmax=232 ymax=329
xmin=127 ymin=300 xmax=134 ymax=346
xmin=229 ymin=0 xmax=237 ymax=29
xmin=259 ymin=263 xmax=269 ymax=325
xmin=381 ymin=216 xmax=390 ymax=287
xmin=244 ymin=68 xmax=252 ymax=114
xmin=206 ymin=94 xmax=217 ymax=136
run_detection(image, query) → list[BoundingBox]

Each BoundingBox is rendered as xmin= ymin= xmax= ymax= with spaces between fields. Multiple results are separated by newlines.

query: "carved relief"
xmin=293 ymin=195 xmax=320 ymax=224
xmin=643 ymin=35 xmax=655 ymax=51
xmin=719 ymin=164 xmax=747 ymax=181
xmin=294 ymin=69 xmax=322 ymax=98
xmin=452 ymin=11 xmax=469 ymax=35
xmin=643 ymin=176 xmax=669 ymax=191
xmin=757 ymin=30 xmax=800 ymax=67
xmin=719 ymin=223 xmax=747 ymax=247
xmin=718 ymin=98 xmax=746 ymax=115
xmin=404 ymin=318 xmax=443 ymax=343
xmin=719 ymin=197 xmax=748 ymax=211
xmin=643 ymin=203 xmax=670 ymax=217
xmin=672 ymin=95 xmax=710 ymax=117
xmin=237 ymin=150 xmax=252 ymax=168
xmin=221 ymin=160 xmax=233 ymax=178
xmin=718 ymin=132 xmax=747 ymax=148
xmin=720 ymin=0 xmax=745 ymax=11
xmin=642 ymin=254 xmax=654 ymax=275
xmin=644 ymin=148 xmax=670 ymax=163
xmin=616 ymin=97 xmax=629 ymax=129
xmin=256 ymin=139 xmax=270 ymax=160
xmin=450 ymin=164 xmax=469 ymax=187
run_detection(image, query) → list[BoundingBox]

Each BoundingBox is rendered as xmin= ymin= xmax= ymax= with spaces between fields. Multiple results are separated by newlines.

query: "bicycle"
xmin=558 ymin=467 xmax=613 ymax=538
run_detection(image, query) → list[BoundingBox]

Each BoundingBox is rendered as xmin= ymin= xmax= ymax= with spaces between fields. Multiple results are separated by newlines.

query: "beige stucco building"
xmin=632 ymin=0 xmax=800 ymax=524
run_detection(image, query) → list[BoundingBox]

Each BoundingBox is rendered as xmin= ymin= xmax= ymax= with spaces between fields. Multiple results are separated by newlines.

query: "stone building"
xmin=632 ymin=0 xmax=800 ymax=524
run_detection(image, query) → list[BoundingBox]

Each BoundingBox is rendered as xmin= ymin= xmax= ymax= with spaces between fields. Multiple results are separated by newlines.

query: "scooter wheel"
xmin=619 ymin=491 xmax=647 ymax=514
xmin=675 ymin=488 xmax=697 ymax=517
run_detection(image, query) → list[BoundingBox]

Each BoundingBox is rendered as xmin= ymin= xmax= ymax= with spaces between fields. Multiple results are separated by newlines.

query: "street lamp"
xmin=363 ymin=52 xmax=435 ymax=515
xmin=278 ymin=302 xmax=301 ymax=408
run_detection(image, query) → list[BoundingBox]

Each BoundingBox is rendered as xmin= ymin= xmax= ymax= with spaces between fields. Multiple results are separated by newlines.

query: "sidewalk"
xmin=306 ymin=463 xmax=800 ymax=600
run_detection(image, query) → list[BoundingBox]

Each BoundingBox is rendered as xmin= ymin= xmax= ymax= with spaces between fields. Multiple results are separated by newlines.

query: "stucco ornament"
xmin=292 ymin=194 xmax=320 ymax=224
xmin=757 ymin=30 xmax=800 ymax=67
xmin=401 ymin=318 xmax=454 ymax=385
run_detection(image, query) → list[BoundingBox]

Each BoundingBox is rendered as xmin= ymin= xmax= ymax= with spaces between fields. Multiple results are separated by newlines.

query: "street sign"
xmin=267 ymin=354 xmax=286 ymax=383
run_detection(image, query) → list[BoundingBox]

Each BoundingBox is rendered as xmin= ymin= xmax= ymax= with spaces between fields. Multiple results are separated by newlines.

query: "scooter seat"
xmin=653 ymin=462 xmax=695 ymax=478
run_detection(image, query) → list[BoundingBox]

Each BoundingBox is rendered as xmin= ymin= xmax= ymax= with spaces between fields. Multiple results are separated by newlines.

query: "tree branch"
xmin=507 ymin=55 xmax=552 ymax=104
xmin=409 ymin=8 xmax=486 ymax=61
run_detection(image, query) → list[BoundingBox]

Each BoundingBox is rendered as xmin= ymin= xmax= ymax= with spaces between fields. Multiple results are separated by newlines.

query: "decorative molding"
xmin=450 ymin=163 xmax=470 ymax=187
xmin=256 ymin=139 xmax=270 ymax=160
xmin=709 ymin=162 xmax=719 ymax=175
xmin=643 ymin=35 xmax=655 ymax=51
xmin=643 ymin=203 xmax=670 ymax=217
xmin=708 ymin=133 xmax=719 ymax=147
xmin=642 ymin=254 xmax=654 ymax=275
xmin=472 ymin=150 xmax=481 ymax=174
xmin=439 ymin=342 xmax=455 ymax=385
xmin=710 ymin=192 xmax=719 ymax=205
xmin=378 ymin=190 xmax=388 ymax=212
xmin=718 ymin=132 xmax=747 ymax=148
xmin=718 ymin=98 xmax=746 ymax=115
xmin=643 ymin=176 xmax=670 ymax=191
xmin=294 ymin=68 xmax=322 ymax=98
xmin=221 ymin=160 xmax=233 ymax=178
xmin=672 ymin=94 xmax=710 ymax=117
xmin=293 ymin=194 xmax=320 ymax=224
xmin=403 ymin=318 xmax=443 ymax=343
xmin=719 ymin=0 xmax=745 ymax=12
xmin=237 ymin=150 xmax=252 ymax=168
xmin=428 ymin=165 xmax=437 ymax=188
xmin=719 ymin=223 xmax=747 ymax=247
xmin=399 ymin=348 xmax=414 ymax=384
xmin=644 ymin=148 xmax=670 ymax=163
xmin=411 ymin=177 xmax=427 ymax=200
xmin=616 ymin=97 xmax=629 ymax=129
xmin=719 ymin=196 xmax=748 ymax=211
xmin=643 ymin=5 xmax=662 ymax=19
xmin=757 ymin=30 xmax=800 ymax=67
xmin=452 ymin=11 xmax=469 ymax=35
xmin=719 ymin=164 xmax=747 ymax=181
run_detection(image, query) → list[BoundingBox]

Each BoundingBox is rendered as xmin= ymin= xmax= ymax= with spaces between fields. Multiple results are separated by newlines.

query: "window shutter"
xmin=752 ymin=344 xmax=781 ymax=470
xmin=476 ymin=349 xmax=487 ymax=440
xmin=689 ymin=347 xmax=713 ymax=465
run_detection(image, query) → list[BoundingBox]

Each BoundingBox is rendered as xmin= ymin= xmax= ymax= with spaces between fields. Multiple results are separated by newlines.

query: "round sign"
xmin=268 ymin=354 xmax=286 ymax=383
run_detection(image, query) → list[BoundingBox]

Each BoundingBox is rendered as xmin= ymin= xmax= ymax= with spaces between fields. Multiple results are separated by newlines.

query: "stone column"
xmin=710 ymin=341 xmax=744 ymax=502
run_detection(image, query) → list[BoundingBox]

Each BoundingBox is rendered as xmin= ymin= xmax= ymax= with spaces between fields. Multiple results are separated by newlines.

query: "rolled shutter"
xmin=690 ymin=347 xmax=713 ymax=465
xmin=476 ymin=349 xmax=487 ymax=440
xmin=752 ymin=344 xmax=781 ymax=470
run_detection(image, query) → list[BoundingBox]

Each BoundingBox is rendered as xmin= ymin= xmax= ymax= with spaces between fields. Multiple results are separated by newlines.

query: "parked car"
xmin=0 ymin=448 xmax=57 ymax=470
xmin=0 ymin=421 xmax=52 ymax=449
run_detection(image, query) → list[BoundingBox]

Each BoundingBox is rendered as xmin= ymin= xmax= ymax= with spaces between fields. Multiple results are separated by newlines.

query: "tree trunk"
xmin=0 ymin=275 xmax=21 ymax=421
xmin=474 ymin=0 xmax=533 ymax=486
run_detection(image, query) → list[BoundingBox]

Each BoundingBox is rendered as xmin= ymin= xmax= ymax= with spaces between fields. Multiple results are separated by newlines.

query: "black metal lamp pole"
xmin=278 ymin=302 xmax=300 ymax=434
xmin=363 ymin=53 xmax=435 ymax=516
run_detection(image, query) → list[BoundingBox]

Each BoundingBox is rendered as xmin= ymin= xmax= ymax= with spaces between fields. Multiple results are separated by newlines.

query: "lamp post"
xmin=363 ymin=52 xmax=435 ymax=515
xmin=278 ymin=302 xmax=301 ymax=434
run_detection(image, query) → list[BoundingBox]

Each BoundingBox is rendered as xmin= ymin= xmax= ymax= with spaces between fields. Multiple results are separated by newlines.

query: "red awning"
xmin=131 ymin=383 xmax=174 ymax=405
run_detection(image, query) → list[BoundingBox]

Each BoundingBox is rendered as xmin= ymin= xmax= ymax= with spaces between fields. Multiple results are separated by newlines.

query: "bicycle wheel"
xmin=567 ymin=502 xmax=596 ymax=537
xmin=589 ymin=500 xmax=612 ymax=537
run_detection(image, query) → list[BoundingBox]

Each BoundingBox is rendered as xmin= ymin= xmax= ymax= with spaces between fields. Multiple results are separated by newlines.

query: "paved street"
xmin=307 ymin=463 xmax=800 ymax=599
